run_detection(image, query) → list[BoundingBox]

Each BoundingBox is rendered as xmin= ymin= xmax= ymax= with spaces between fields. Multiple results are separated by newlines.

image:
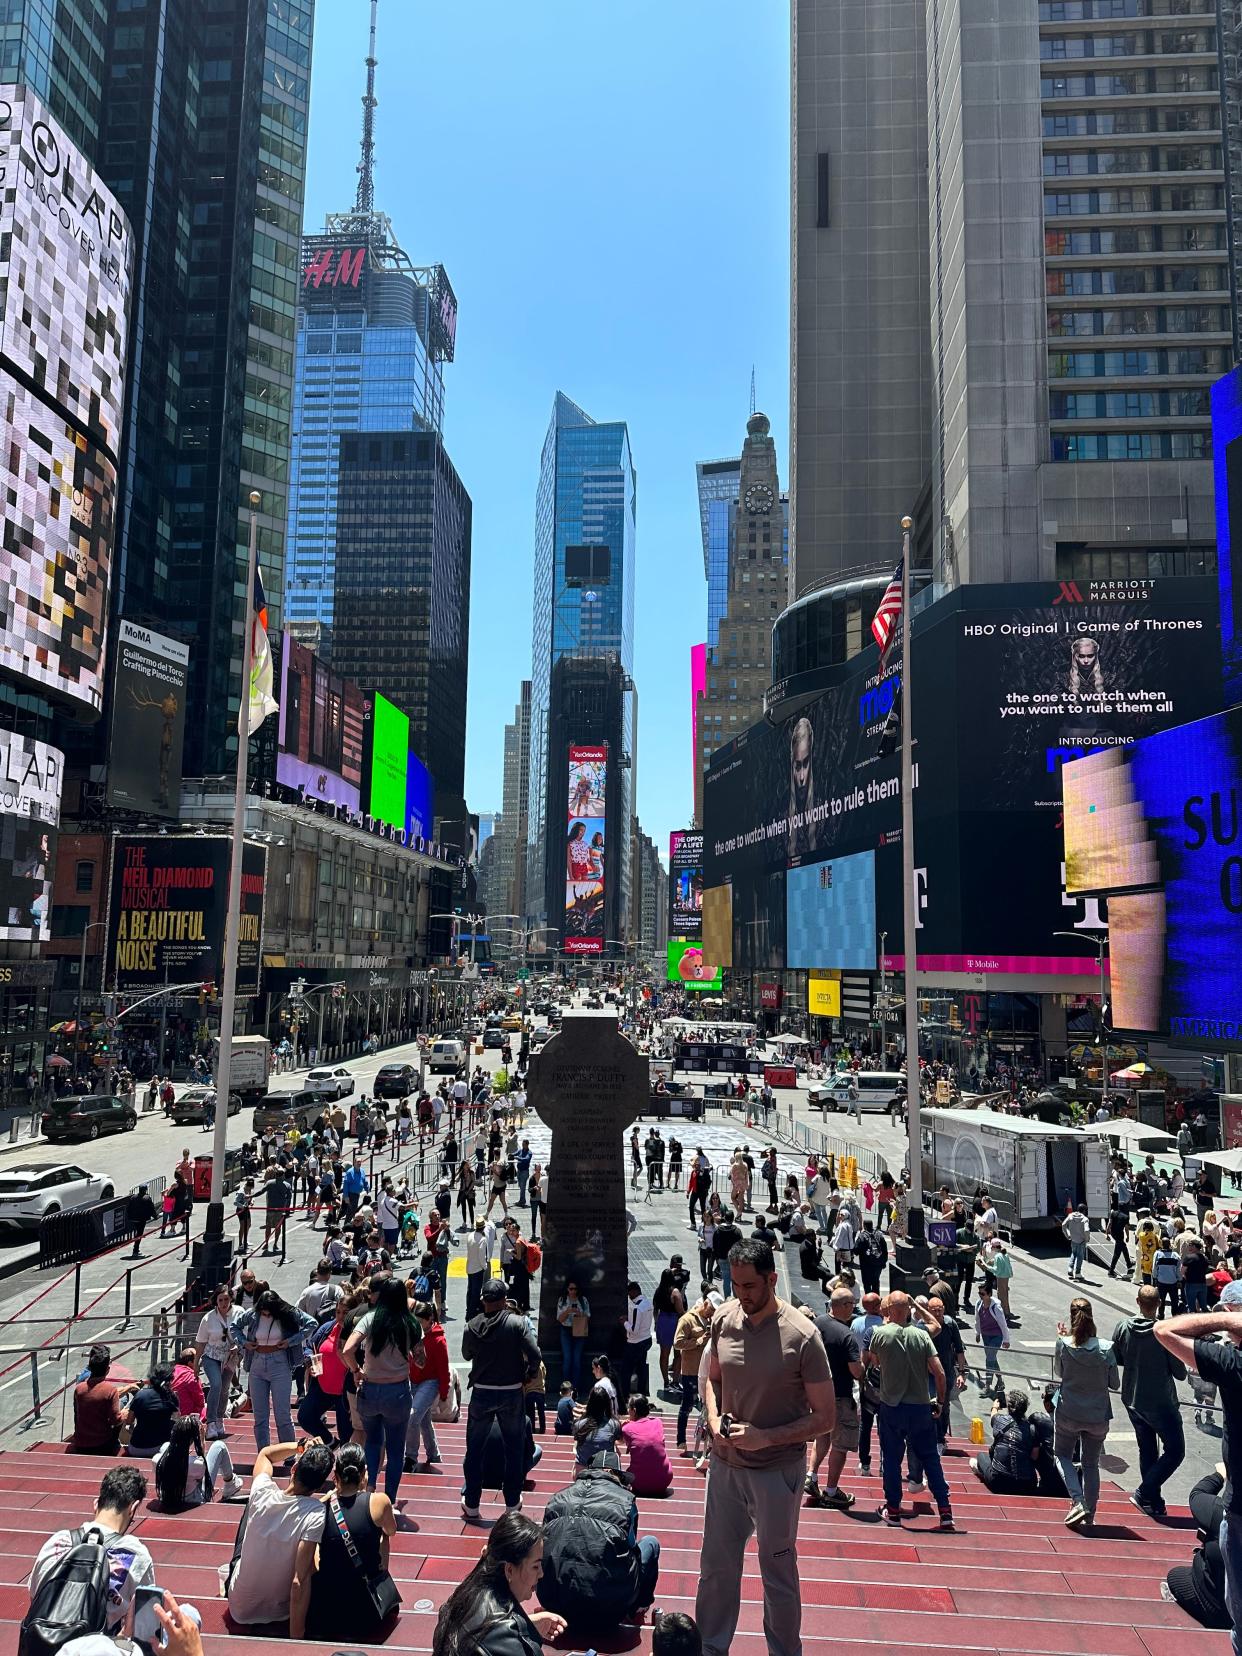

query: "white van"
xmin=428 ymin=1038 xmax=466 ymax=1074
xmin=812 ymin=1070 xmax=905 ymax=1114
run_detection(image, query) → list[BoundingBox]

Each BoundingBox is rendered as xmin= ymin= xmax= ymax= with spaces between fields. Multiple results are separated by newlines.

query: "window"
xmin=74 ymin=861 xmax=94 ymax=894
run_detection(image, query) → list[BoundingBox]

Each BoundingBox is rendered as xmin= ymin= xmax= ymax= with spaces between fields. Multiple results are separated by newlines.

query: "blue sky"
xmin=302 ymin=0 xmax=790 ymax=861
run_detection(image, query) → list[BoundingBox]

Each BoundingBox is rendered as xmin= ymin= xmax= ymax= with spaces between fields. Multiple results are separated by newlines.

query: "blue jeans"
xmin=463 ymin=1387 xmax=526 ymax=1511
xmin=1185 ymin=1280 xmax=1209 ymax=1312
xmin=1069 ymin=1241 xmax=1086 ymax=1275
xmin=201 ymin=1355 xmax=226 ymax=1433
xmin=719 ymin=1258 xmax=732 ymax=1298
xmin=1221 ymin=1511 xmax=1242 ymax=1656
xmin=636 ymin=1536 xmax=660 ymax=1608
xmin=980 ymin=1333 xmax=1003 ymax=1386
xmin=517 ymin=1169 xmax=529 ymax=1205
xmin=248 ymin=1352 xmax=294 ymax=1451
xmin=560 ymin=1328 xmax=586 ymax=1392
xmin=405 ymin=1376 xmax=442 ymax=1462
xmin=877 ymin=1402 xmax=951 ymax=1513
xmin=676 ymin=1373 xmax=699 ymax=1448
xmin=358 ymin=1377 xmax=413 ymax=1502
xmin=1128 ymin=1405 xmax=1185 ymax=1509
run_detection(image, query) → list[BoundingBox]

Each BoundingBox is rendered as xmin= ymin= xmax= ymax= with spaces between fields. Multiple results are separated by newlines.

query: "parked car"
xmin=166 ymin=1087 xmax=241 ymax=1126
xmin=252 ymin=1090 xmax=323 ymax=1135
xmin=305 ymin=1066 xmax=355 ymax=1100
xmin=0 ymin=1163 xmax=115 ymax=1231
xmin=42 ymin=1093 xmax=137 ymax=1142
xmin=374 ymin=1062 xmax=420 ymax=1099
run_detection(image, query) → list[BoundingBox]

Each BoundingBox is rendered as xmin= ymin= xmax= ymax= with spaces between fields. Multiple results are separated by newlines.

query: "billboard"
xmin=277 ymin=632 xmax=366 ymax=814
xmin=787 ymin=850 xmax=877 ymax=970
xmin=300 ymin=235 xmax=369 ymax=310
xmin=565 ymin=743 xmax=606 ymax=954
xmin=667 ymin=939 xmax=723 ymax=992
xmin=1062 ymin=708 xmax=1242 ymax=1042
xmin=669 ymin=828 xmax=704 ymax=940
xmin=0 ymin=87 xmax=132 ymax=715
xmin=368 ymin=693 xmax=409 ymax=832
xmin=107 ymin=621 xmax=189 ymax=815
xmin=406 ymin=751 xmax=434 ymax=841
xmin=0 ymin=731 xmax=60 ymax=941
xmin=808 ymin=970 xmax=842 ymax=1018
xmin=702 ymin=882 xmax=732 ymax=969
xmin=107 ymin=836 xmax=266 ymax=992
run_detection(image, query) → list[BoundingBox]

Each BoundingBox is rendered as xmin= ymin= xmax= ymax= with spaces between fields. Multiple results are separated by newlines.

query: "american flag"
xmin=871 ymin=560 xmax=903 ymax=666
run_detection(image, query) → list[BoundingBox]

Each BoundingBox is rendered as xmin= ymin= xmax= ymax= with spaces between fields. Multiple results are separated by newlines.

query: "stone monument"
xmin=529 ymin=1011 xmax=648 ymax=1376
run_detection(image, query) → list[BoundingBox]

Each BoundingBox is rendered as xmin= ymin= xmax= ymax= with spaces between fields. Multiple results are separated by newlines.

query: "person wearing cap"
xmin=461 ymin=1277 xmax=542 ymax=1522
xmin=465 ymin=1215 xmax=497 ymax=1321
xmin=536 ymin=1450 xmax=660 ymax=1634
xmin=68 ymin=1343 xmax=127 ymax=1454
xmin=1156 ymin=1281 xmax=1242 ymax=1649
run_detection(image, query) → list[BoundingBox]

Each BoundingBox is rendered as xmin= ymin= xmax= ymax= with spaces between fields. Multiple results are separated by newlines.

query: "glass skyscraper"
xmin=285 ymin=220 xmax=451 ymax=631
xmin=696 ymin=458 xmax=740 ymax=651
xmin=526 ymin=392 xmax=636 ymax=931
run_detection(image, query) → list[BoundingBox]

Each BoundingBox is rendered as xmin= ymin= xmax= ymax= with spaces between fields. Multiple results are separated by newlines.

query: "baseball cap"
xmin=589 ymin=1449 xmax=623 ymax=1474
xmin=481 ymin=1277 xmax=508 ymax=1303
xmin=706 ymin=1290 xmax=725 ymax=1309
xmin=1219 ymin=1280 xmax=1242 ymax=1308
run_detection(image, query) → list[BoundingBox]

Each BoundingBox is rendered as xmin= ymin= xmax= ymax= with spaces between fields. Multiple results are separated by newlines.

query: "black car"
xmin=42 ymin=1093 xmax=138 ymax=1143
xmin=374 ymin=1062 xmax=419 ymax=1099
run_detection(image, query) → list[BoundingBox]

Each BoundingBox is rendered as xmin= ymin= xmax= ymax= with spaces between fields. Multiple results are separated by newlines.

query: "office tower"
xmin=526 ymin=393 xmax=637 ymax=939
xmin=333 ymin=429 xmax=472 ymax=802
xmin=285 ymin=5 xmax=455 ymax=636
xmin=697 ymin=456 xmax=742 ymax=650
xmin=0 ymin=1 xmax=105 ymax=149
xmin=790 ymin=0 xmax=932 ymax=595
xmin=927 ymin=0 xmax=1228 ymax=586
xmin=698 ymin=414 xmax=789 ymax=778
xmin=486 ymin=680 xmax=532 ymax=930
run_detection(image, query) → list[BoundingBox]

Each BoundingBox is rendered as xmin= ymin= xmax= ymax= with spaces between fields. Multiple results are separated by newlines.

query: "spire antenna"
xmin=749 ymin=366 xmax=756 ymax=417
xmin=355 ymin=0 xmax=379 ymax=215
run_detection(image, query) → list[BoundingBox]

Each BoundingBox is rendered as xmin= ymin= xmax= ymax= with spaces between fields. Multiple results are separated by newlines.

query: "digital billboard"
xmin=277 ymin=632 xmax=366 ymax=814
xmin=0 ymin=87 xmax=132 ymax=715
xmin=107 ymin=836 xmax=266 ymax=993
xmin=669 ymin=828 xmax=704 ymax=940
xmin=107 ymin=621 xmax=188 ymax=815
xmin=406 ymin=751 xmax=434 ymax=841
xmin=667 ymin=939 xmax=723 ymax=992
xmin=0 ymin=731 xmax=60 ymax=941
xmin=368 ymin=693 xmax=409 ymax=833
xmin=702 ymin=882 xmax=732 ymax=969
xmin=787 ymin=851 xmax=877 ymax=970
xmin=808 ymin=970 xmax=842 ymax=1018
xmin=565 ymin=743 xmax=606 ymax=954
xmin=1062 ymin=707 xmax=1242 ymax=1043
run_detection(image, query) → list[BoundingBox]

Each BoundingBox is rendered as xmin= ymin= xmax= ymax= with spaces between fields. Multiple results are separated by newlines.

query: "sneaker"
xmin=462 ymin=1502 xmax=481 ymax=1521
xmin=404 ymin=1455 xmax=416 ymax=1473
xmin=803 ymin=1476 xmax=820 ymax=1501
xmin=1130 ymin=1491 xmax=1166 ymax=1518
xmin=820 ymin=1488 xmax=855 ymax=1511
xmin=879 ymin=1504 xmax=904 ymax=1526
xmin=938 ymin=1509 xmax=955 ymax=1533
xmin=858 ymin=1462 xmax=873 ymax=1476
xmin=1064 ymin=1502 xmax=1088 ymax=1529
xmin=219 ymin=1474 xmax=246 ymax=1499
xmin=905 ymin=1476 xmax=925 ymax=1491
xmin=426 ymin=1456 xmax=443 ymax=1466
xmin=505 ymin=1503 xmax=522 ymax=1515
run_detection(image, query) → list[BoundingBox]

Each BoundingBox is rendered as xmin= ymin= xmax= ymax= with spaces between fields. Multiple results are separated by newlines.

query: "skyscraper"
xmin=484 ymin=680 xmax=531 ymax=931
xmin=791 ymin=0 xmax=932 ymax=595
xmin=926 ymin=0 xmax=1227 ymax=587
xmin=696 ymin=456 xmax=741 ymax=651
xmin=526 ymin=393 xmax=636 ymax=939
xmin=284 ymin=1 xmax=456 ymax=638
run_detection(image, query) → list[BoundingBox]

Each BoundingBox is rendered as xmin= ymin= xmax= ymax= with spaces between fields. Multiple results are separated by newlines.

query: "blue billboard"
xmin=786 ymin=850 xmax=876 ymax=971
xmin=406 ymin=751 xmax=434 ymax=841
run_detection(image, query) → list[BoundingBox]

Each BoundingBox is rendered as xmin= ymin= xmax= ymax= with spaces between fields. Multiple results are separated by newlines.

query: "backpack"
xmin=525 ymin=1241 xmax=542 ymax=1276
xmin=19 ymin=1527 xmax=112 ymax=1656
xmin=412 ymin=1273 xmax=433 ymax=1300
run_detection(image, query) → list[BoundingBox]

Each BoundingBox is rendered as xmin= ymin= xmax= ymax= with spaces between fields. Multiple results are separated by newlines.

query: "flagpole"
xmin=899 ymin=514 xmax=924 ymax=1246
xmin=203 ymin=489 xmax=262 ymax=1248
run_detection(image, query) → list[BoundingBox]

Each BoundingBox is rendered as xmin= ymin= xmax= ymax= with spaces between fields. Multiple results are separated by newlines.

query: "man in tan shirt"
xmin=695 ymin=1237 xmax=833 ymax=1656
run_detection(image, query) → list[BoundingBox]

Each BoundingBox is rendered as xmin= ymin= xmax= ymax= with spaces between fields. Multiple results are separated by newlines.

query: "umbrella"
xmin=1110 ymin=1062 xmax=1155 ymax=1082
xmin=45 ymin=1054 xmax=71 ymax=1067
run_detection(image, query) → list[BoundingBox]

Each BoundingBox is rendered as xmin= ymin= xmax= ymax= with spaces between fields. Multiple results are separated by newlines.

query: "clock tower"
xmin=696 ymin=412 xmax=787 ymax=820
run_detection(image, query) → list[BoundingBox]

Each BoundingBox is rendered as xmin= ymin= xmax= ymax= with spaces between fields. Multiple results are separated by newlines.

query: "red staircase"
xmin=0 ymin=1419 xmax=1223 ymax=1655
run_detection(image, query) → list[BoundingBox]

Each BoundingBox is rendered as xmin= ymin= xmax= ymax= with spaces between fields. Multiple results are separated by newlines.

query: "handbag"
xmin=432 ymin=1373 xmax=461 ymax=1423
xmin=571 ymin=1311 xmax=589 ymax=1339
xmin=328 ymin=1494 xmax=401 ymax=1624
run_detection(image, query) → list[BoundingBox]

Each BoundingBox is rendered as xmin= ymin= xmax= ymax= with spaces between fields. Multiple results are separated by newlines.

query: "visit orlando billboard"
xmin=703 ymin=579 xmax=1218 ymax=979
xmin=107 ymin=836 xmax=267 ymax=993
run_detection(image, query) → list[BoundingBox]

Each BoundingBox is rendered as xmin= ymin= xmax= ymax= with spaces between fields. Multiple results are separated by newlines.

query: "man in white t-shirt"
xmin=226 ymin=1441 xmax=331 ymax=1634
xmin=29 ymin=1465 xmax=155 ymax=1633
xmin=296 ymin=1261 xmax=341 ymax=1326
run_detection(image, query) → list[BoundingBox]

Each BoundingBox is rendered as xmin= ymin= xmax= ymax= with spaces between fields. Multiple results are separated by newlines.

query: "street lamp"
xmin=1053 ymin=930 xmax=1109 ymax=1097
xmin=74 ymin=922 xmax=107 ymax=1088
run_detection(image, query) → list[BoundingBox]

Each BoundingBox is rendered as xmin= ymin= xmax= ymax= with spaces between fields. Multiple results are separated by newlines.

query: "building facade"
xmin=481 ymin=680 xmax=531 ymax=936
xmin=926 ymin=0 xmax=1227 ymax=589
xmin=526 ymin=393 xmax=636 ymax=935
xmin=332 ymin=429 xmax=472 ymax=805
xmin=791 ymin=0 xmax=933 ymax=595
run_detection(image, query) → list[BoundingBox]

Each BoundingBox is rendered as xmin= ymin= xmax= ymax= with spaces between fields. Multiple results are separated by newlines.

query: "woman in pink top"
xmin=620 ymin=1394 xmax=672 ymax=1497
xmin=171 ymin=1346 xmax=206 ymax=1419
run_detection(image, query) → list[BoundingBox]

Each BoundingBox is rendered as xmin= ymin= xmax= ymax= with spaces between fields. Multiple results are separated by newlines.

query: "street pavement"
xmin=0 ymin=1017 xmax=1221 ymax=1507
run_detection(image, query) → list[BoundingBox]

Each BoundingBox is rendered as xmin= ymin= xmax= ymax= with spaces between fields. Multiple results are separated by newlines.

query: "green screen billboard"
xmin=368 ymin=693 xmax=409 ymax=831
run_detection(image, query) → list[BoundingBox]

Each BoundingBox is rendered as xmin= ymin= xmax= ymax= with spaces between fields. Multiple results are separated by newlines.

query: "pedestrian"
xmin=1112 ymin=1284 xmax=1187 ymax=1517
xmin=1062 ymin=1203 xmax=1090 ymax=1281
xmin=854 ymin=1220 xmax=887 ymax=1295
xmin=1106 ymin=1202 xmax=1133 ymax=1278
xmin=528 ymin=1163 xmax=543 ymax=1242
xmin=126 ymin=1186 xmax=156 ymax=1259
xmin=865 ymin=1291 xmax=956 ymax=1530
xmin=973 ymin=1284 xmax=1010 ymax=1396
xmin=1052 ymin=1296 xmax=1119 ymax=1529
xmin=1183 ymin=1237 xmax=1211 ymax=1312
xmin=652 ymin=1268 xmax=687 ymax=1394
xmin=239 ymin=1289 xmax=312 ymax=1453
xmin=621 ymin=1279 xmax=654 ymax=1401
xmin=341 ymin=1276 xmax=418 ymax=1504
xmin=805 ymin=1285 xmax=863 ymax=1510
xmin=556 ymin=1279 xmax=591 ymax=1395
xmin=461 ymin=1278 xmax=542 ymax=1521
xmin=694 ymin=1238 xmax=833 ymax=1656
xmin=1152 ymin=1236 xmax=1184 ymax=1318
xmin=672 ymin=1289 xmax=720 ymax=1453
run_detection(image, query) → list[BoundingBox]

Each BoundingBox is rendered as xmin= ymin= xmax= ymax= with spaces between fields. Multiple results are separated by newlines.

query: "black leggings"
xmin=1108 ymin=1237 xmax=1132 ymax=1273
xmin=689 ymin=1183 xmax=710 ymax=1224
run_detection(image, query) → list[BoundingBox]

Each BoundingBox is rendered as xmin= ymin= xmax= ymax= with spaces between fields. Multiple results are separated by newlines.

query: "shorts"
xmin=831 ymin=1395 xmax=860 ymax=1453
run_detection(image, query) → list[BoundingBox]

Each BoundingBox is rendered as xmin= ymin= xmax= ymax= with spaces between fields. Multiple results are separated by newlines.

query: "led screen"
xmin=669 ymin=828 xmax=704 ymax=940
xmin=108 ymin=621 xmax=188 ymax=816
xmin=277 ymin=633 xmax=366 ymax=814
xmin=0 ymin=87 xmax=132 ymax=714
xmin=0 ymin=730 xmax=60 ymax=941
xmin=406 ymin=751 xmax=434 ymax=841
xmin=107 ymin=836 xmax=266 ymax=991
xmin=368 ymin=693 xmax=409 ymax=832
xmin=786 ymin=851 xmax=877 ymax=970
xmin=667 ymin=939 xmax=723 ymax=991
xmin=702 ymin=882 xmax=732 ymax=969
xmin=565 ymin=743 xmax=606 ymax=954
xmin=808 ymin=970 xmax=842 ymax=1018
